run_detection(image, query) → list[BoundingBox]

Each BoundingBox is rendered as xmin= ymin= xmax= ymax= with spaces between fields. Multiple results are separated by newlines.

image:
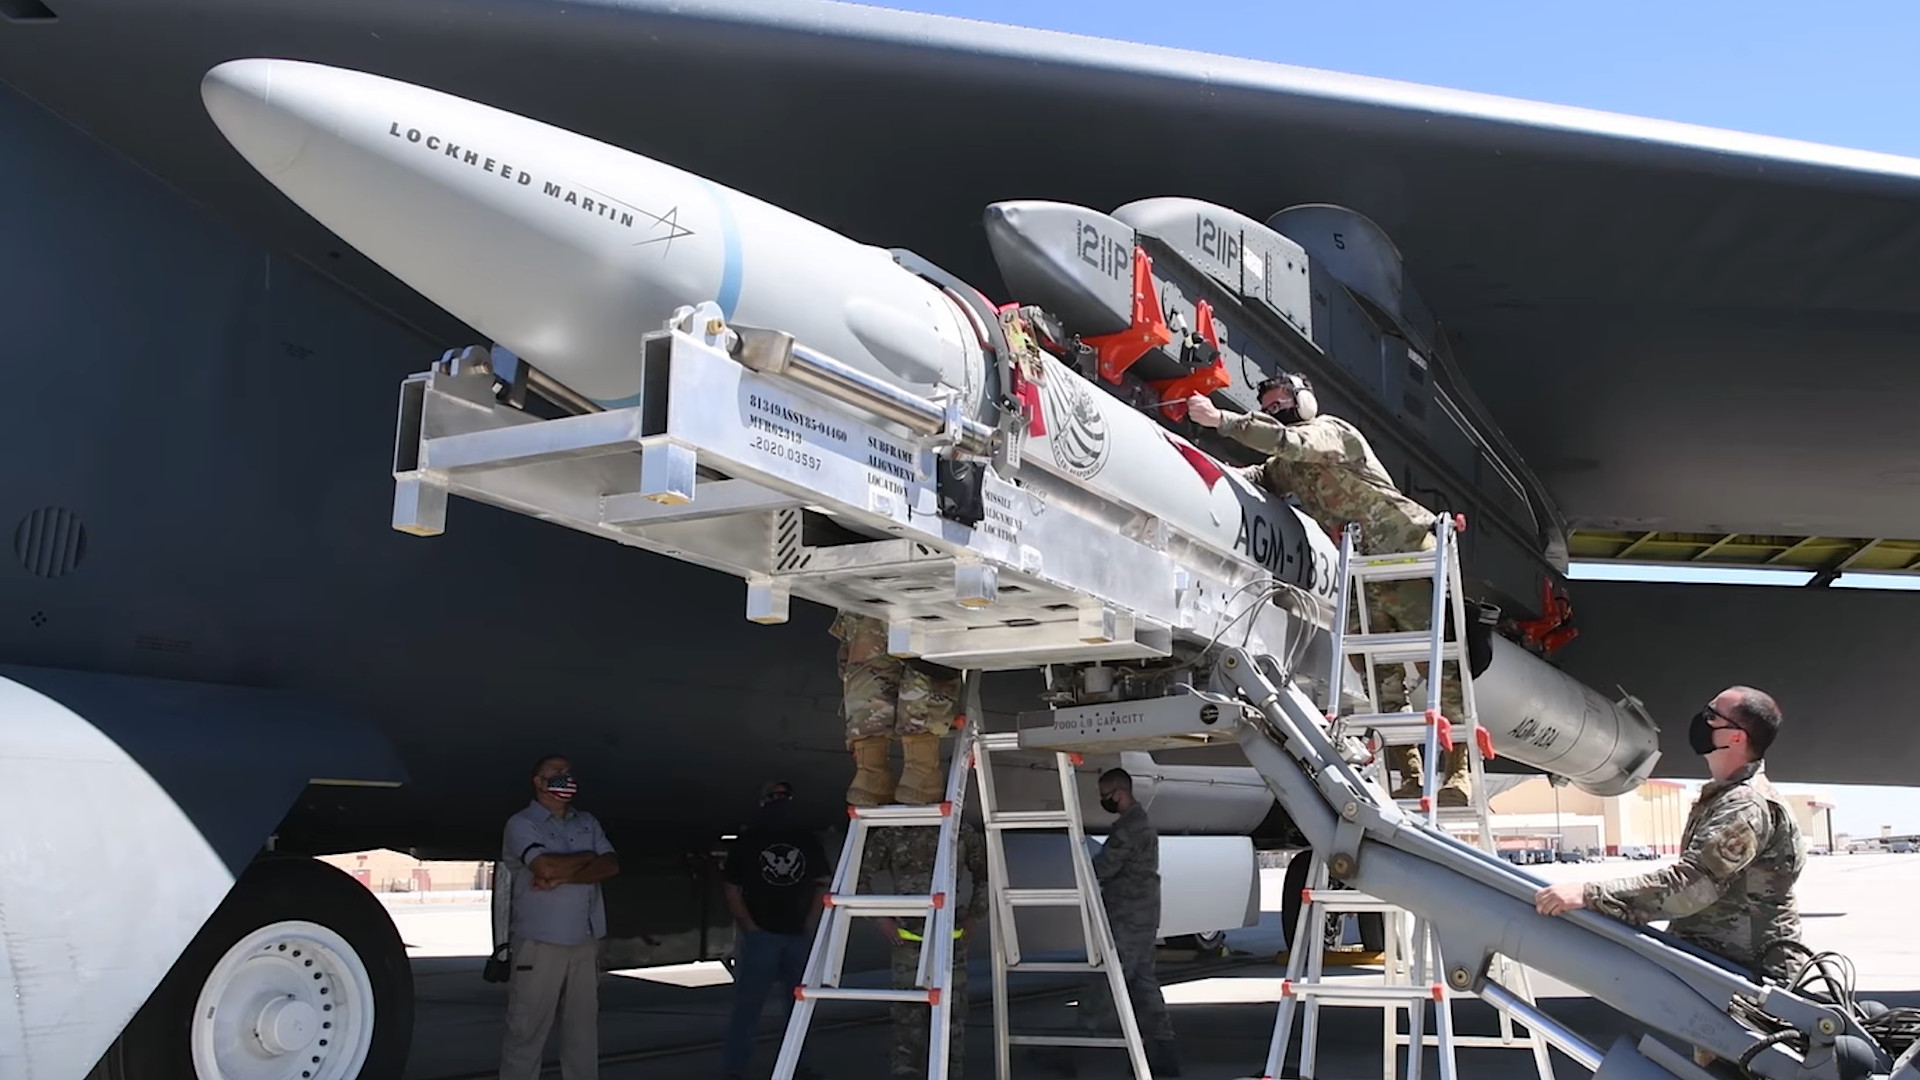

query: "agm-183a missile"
xmin=197 ymin=57 xmax=1337 ymax=605
xmin=200 ymin=58 xmax=1661 ymax=798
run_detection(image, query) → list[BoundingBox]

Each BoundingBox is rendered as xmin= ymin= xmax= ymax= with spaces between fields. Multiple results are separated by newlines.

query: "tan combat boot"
xmin=846 ymin=736 xmax=895 ymax=807
xmin=1436 ymin=744 xmax=1473 ymax=808
xmin=1387 ymin=744 xmax=1424 ymax=799
xmin=894 ymin=732 xmax=946 ymax=805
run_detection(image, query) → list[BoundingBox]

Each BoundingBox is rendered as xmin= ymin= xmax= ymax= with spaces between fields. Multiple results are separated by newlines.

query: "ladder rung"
xmin=1341 ymin=710 xmax=1476 ymax=730
xmin=1351 ymin=550 xmax=1439 ymax=569
xmin=1302 ymin=889 xmax=1399 ymax=912
xmin=1400 ymin=1034 xmax=1549 ymax=1049
xmin=827 ymin=893 xmax=939 ymax=915
xmin=798 ymin=986 xmax=939 ymax=1004
xmin=1342 ymin=632 xmax=1461 ymax=663
xmin=1392 ymin=800 xmax=1490 ymax=823
xmin=1006 ymin=1035 xmax=1133 ymax=1049
xmin=1285 ymin=983 xmax=1445 ymax=1002
xmin=1008 ymin=961 xmax=1106 ymax=974
xmin=973 ymin=732 xmax=1024 ymax=751
xmin=1349 ymin=565 xmax=1444 ymax=584
xmin=850 ymin=804 xmax=950 ymax=823
xmin=1006 ymin=888 xmax=1086 ymax=907
xmin=986 ymin=810 xmax=1075 ymax=828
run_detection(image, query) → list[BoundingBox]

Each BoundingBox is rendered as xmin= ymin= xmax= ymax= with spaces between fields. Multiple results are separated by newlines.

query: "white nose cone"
xmin=202 ymin=59 xmax=310 ymax=177
xmin=199 ymin=57 xmax=721 ymax=406
xmin=196 ymin=58 xmax=985 ymax=415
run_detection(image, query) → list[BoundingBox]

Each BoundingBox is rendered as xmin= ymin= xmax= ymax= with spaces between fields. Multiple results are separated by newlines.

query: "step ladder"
xmin=772 ymin=692 xmax=980 ymax=1080
xmin=1262 ymin=515 xmax=1555 ymax=1080
xmin=773 ymin=674 xmax=1151 ymax=1080
xmin=971 ymin=729 xmax=1151 ymax=1080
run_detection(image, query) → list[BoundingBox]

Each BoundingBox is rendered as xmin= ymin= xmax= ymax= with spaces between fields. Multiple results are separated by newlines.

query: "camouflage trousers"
xmin=1077 ymin=928 xmax=1174 ymax=1042
xmin=1356 ymin=576 xmax=1469 ymax=795
xmin=889 ymin=937 xmax=969 ymax=1080
xmin=844 ymin=657 xmax=959 ymax=747
xmin=1355 ymin=576 xmax=1465 ymax=721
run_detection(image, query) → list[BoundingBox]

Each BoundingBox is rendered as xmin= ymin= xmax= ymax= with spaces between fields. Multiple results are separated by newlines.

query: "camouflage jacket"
xmin=1218 ymin=410 xmax=1437 ymax=555
xmin=1094 ymin=803 xmax=1161 ymax=934
xmin=830 ymin=611 xmax=890 ymax=673
xmin=1585 ymin=760 xmax=1806 ymax=980
xmin=856 ymin=822 xmax=990 ymax=936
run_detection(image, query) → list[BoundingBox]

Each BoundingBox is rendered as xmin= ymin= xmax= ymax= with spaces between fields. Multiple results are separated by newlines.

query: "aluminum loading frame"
xmin=390 ymin=307 xmax=1907 ymax=1080
xmin=390 ymin=304 xmax=1323 ymax=674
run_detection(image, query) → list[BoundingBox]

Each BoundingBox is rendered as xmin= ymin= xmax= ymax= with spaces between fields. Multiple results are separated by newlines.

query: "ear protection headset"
xmin=1259 ymin=372 xmax=1319 ymax=422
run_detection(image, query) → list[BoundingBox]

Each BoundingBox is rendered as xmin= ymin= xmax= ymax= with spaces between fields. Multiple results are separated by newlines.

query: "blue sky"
xmin=872 ymin=1 xmax=1920 ymax=159
xmin=870 ymin=0 xmax=1920 ymax=835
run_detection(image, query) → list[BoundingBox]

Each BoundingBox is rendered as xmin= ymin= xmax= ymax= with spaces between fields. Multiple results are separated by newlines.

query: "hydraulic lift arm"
xmin=1022 ymin=648 xmax=1902 ymax=1080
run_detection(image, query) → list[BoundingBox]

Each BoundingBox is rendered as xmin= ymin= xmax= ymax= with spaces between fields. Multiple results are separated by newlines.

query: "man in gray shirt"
xmin=499 ymin=755 xmax=620 ymax=1080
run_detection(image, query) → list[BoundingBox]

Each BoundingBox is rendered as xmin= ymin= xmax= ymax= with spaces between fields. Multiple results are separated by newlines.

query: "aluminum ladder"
xmin=772 ymin=702 xmax=979 ymax=1080
xmin=970 ymin=729 xmax=1151 ymax=1080
xmin=1263 ymin=515 xmax=1554 ymax=1080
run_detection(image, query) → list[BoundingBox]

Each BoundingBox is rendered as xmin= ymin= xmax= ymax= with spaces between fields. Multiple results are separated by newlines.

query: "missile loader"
xmin=200 ymin=57 xmax=1660 ymax=801
xmin=191 ymin=57 xmax=1920 ymax=1080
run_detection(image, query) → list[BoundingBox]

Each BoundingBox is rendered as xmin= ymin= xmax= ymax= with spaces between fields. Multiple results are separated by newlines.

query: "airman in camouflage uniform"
xmin=1584 ymin=759 xmax=1805 ymax=978
xmin=857 ymin=821 xmax=990 ymax=1080
xmin=1070 ymin=768 xmax=1179 ymax=1075
xmin=832 ymin=611 xmax=960 ymax=806
xmin=1535 ymin=687 xmax=1802 ymax=1069
xmin=1188 ymin=376 xmax=1470 ymax=806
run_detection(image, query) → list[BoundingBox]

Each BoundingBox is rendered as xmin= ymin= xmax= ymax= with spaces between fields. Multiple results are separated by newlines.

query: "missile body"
xmin=200 ymin=59 xmax=988 ymax=414
xmin=202 ymin=58 xmax=1661 ymax=798
xmin=199 ymin=57 xmax=1339 ymax=611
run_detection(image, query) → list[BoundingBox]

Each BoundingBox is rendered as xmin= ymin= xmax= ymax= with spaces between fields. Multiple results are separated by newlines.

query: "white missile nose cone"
xmin=201 ymin=59 xmax=307 ymax=176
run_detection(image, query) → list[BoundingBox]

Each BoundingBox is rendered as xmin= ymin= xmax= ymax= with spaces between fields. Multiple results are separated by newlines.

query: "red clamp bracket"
xmin=1475 ymin=725 xmax=1496 ymax=761
xmin=1150 ymin=300 xmax=1231 ymax=422
xmin=1082 ymin=246 xmax=1173 ymax=384
xmin=1517 ymin=577 xmax=1578 ymax=657
xmin=1426 ymin=709 xmax=1455 ymax=753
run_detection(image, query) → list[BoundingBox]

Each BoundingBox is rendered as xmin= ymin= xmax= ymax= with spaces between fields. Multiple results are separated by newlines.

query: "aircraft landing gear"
xmin=1280 ymin=848 xmax=1386 ymax=955
xmin=88 ymin=857 xmax=414 ymax=1080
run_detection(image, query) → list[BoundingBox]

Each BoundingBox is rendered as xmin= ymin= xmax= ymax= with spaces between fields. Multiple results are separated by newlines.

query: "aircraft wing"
xmin=7 ymin=0 xmax=1920 ymax=547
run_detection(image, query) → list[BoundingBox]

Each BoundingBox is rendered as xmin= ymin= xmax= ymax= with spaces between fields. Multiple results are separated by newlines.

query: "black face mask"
xmin=1099 ymin=795 xmax=1121 ymax=814
xmin=1687 ymin=708 xmax=1728 ymax=756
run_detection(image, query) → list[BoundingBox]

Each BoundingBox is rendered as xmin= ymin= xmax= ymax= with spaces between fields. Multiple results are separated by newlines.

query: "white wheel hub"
xmin=190 ymin=919 xmax=376 ymax=1080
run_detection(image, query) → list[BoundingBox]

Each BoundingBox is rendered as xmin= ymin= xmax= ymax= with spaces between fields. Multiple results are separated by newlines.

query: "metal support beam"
xmin=1689 ymin=533 xmax=1741 ymax=561
xmin=1614 ymin=531 xmax=1661 ymax=559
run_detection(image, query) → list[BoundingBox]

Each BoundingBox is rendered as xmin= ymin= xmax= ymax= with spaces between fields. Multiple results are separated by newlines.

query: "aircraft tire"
xmin=1279 ymin=850 xmax=1386 ymax=955
xmin=1165 ymin=929 xmax=1230 ymax=957
xmin=88 ymin=856 xmax=414 ymax=1080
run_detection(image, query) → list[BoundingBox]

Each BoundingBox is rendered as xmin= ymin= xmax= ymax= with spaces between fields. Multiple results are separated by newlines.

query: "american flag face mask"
xmin=545 ymin=773 xmax=578 ymax=800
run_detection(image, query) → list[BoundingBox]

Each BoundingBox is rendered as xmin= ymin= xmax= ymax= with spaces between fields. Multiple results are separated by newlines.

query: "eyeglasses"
xmin=1698 ymin=704 xmax=1746 ymax=737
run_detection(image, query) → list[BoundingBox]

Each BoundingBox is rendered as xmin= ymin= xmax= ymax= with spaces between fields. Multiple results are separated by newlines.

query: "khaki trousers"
xmin=499 ymin=938 xmax=601 ymax=1080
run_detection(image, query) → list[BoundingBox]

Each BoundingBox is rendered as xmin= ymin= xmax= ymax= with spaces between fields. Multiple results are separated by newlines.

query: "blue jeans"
xmin=722 ymin=929 xmax=813 ymax=1077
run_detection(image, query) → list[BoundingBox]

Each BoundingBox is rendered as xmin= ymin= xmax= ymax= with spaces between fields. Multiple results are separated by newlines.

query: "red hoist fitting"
xmin=1082 ymin=246 xmax=1173 ymax=384
xmin=1516 ymin=578 xmax=1578 ymax=657
xmin=1150 ymin=300 xmax=1232 ymax=422
xmin=997 ymin=303 xmax=1049 ymax=437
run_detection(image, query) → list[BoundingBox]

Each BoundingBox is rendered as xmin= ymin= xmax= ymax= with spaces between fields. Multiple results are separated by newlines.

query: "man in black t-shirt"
xmin=720 ymin=780 xmax=831 ymax=1080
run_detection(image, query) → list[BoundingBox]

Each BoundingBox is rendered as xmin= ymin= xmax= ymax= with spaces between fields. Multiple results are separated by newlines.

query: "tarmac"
xmin=394 ymin=851 xmax=1920 ymax=1080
